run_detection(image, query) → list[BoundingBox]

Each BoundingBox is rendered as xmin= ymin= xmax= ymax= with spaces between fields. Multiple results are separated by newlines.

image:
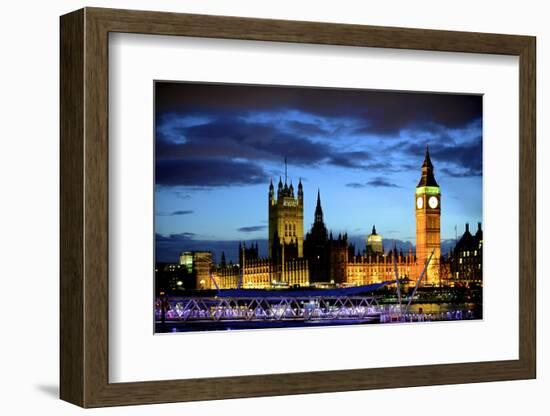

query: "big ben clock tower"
xmin=415 ymin=146 xmax=441 ymax=286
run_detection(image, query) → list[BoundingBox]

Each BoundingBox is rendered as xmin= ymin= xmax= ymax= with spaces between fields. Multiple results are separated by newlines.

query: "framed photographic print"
xmin=152 ymin=81 xmax=484 ymax=334
xmin=60 ymin=7 xmax=536 ymax=408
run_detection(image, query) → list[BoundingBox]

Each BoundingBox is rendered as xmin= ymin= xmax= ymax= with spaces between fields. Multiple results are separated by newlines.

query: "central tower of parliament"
xmin=214 ymin=149 xmax=448 ymax=290
xmin=268 ymin=173 xmax=304 ymax=260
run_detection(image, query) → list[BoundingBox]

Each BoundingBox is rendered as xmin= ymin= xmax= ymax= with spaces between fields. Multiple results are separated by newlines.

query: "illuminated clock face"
xmin=416 ymin=196 xmax=423 ymax=209
xmin=428 ymin=196 xmax=439 ymax=209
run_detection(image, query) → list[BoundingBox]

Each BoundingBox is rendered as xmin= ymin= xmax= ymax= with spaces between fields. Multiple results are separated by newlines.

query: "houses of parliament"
xmin=171 ymin=147 xmax=463 ymax=291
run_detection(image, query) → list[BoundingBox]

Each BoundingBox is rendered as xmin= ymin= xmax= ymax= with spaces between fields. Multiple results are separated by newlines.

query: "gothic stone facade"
xmin=205 ymin=149 xmax=452 ymax=289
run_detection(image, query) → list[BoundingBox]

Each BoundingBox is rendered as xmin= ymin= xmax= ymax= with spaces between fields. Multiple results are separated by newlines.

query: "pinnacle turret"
xmin=314 ymin=189 xmax=324 ymax=223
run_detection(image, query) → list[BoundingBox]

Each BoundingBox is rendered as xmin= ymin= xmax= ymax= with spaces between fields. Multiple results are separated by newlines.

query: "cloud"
xmin=155 ymin=232 xmax=196 ymax=242
xmin=394 ymin=134 xmax=482 ymax=178
xmin=346 ymin=182 xmax=366 ymax=189
xmin=434 ymin=140 xmax=482 ymax=177
xmin=154 ymin=82 xmax=483 ymax=188
xmin=347 ymin=178 xmax=402 ymax=188
xmin=366 ymin=178 xmax=401 ymax=188
xmin=440 ymin=167 xmax=481 ymax=178
xmin=237 ymin=225 xmax=267 ymax=233
xmin=156 ymin=158 xmax=268 ymax=187
xmin=328 ymin=151 xmax=371 ymax=169
xmin=155 ymin=82 xmax=482 ymax=136
xmin=285 ymin=120 xmax=330 ymax=136
xmin=156 ymin=115 xmax=334 ymax=166
xmin=155 ymin=113 xmax=375 ymax=187
xmin=156 ymin=210 xmax=194 ymax=216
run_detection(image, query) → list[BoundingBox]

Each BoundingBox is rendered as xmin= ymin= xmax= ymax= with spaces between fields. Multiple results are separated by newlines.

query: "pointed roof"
xmin=422 ymin=145 xmax=434 ymax=169
xmin=455 ymin=223 xmax=475 ymax=251
xmin=417 ymin=145 xmax=439 ymax=187
xmin=314 ymin=188 xmax=324 ymax=223
xmin=475 ymin=222 xmax=483 ymax=241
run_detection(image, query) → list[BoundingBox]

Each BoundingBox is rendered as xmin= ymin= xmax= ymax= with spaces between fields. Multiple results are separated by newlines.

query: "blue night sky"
xmin=155 ymin=82 xmax=482 ymax=264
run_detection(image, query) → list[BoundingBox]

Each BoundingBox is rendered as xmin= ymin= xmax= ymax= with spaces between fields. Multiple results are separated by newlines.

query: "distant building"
xmin=239 ymin=242 xmax=259 ymax=261
xmin=366 ymin=225 xmax=383 ymax=255
xmin=303 ymin=190 xmax=330 ymax=283
xmin=177 ymin=251 xmax=213 ymax=289
xmin=449 ymin=223 xmax=483 ymax=286
xmin=346 ymin=247 xmax=416 ymax=287
xmin=304 ymin=192 xmax=416 ymax=286
xmin=214 ymin=164 xmax=311 ymax=289
xmin=215 ymin=240 xmax=309 ymax=289
xmin=179 ymin=252 xmax=194 ymax=273
xmin=163 ymin=149 xmax=479 ymax=290
xmin=193 ymin=252 xmax=213 ymax=289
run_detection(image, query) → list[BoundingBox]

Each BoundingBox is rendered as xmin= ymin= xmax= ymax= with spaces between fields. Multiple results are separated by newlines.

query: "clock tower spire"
xmin=415 ymin=145 xmax=441 ymax=286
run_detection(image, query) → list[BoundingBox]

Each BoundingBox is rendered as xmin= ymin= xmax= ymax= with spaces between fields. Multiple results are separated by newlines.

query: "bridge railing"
xmin=155 ymin=295 xmax=381 ymax=322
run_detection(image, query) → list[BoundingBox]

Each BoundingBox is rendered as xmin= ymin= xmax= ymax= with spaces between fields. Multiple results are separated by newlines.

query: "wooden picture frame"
xmin=60 ymin=7 xmax=536 ymax=408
